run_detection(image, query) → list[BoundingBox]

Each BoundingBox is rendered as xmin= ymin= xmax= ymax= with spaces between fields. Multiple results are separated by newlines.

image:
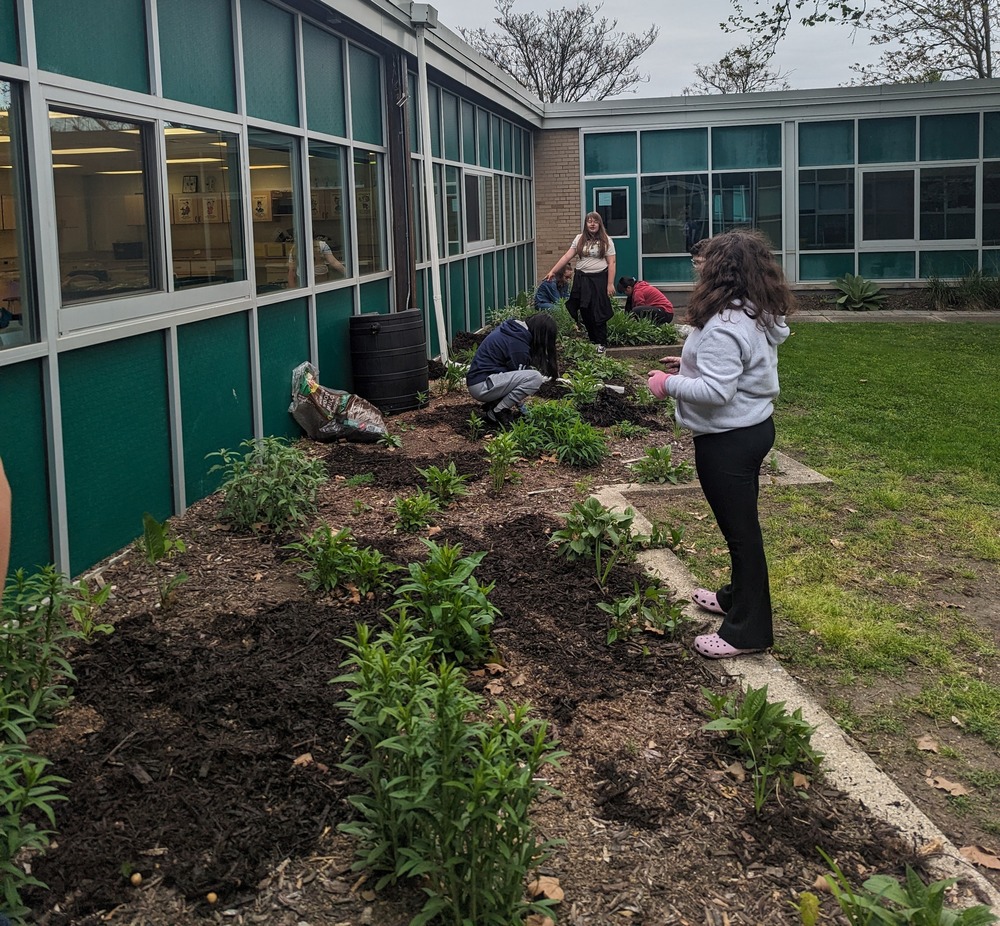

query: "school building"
xmin=3 ymin=0 xmax=1000 ymax=578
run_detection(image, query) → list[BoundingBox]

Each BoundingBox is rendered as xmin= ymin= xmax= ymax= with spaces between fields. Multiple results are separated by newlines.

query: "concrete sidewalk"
xmin=793 ymin=310 xmax=1000 ymax=323
xmin=591 ymin=465 xmax=1000 ymax=913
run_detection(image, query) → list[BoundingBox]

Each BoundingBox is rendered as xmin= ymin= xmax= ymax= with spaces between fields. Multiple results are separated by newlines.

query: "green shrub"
xmin=610 ymin=420 xmax=650 ymax=440
xmin=599 ymin=581 xmax=690 ymax=644
xmin=607 ymin=309 xmax=678 ymax=346
xmin=336 ymin=616 xmax=564 ymax=926
xmin=507 ymin=399 xmax=608 ymax=468
xmin=137 ymin=513 xmax=188 ymax=610
xmin=416 ymin=461 xmax=470 ymax=505
xmin=208 ymin=437 xmax=327 ymax=533
xmin=391 ymin=539 xmax=499 ymax=664
xmin=548 ymin=418 xmax=608 ymax=467
xmin=702 ymin=684 xmax=822 ymax=814
xmin=550 ymin=497 xmax=641 ymax=588
xmin=284 ymin=524 xmax=396 ymax=596
xmin=832 ymin=273 xmax=887 ymax=311
xmin=629 ymin=445 xmax=695 ymax=484
xmin=560 ymin=367 xmax=602 ymax=406
xmin=392 ymin=491 xmax=442 ymax=532
xmin=486 ymin=431 xmax=520 ymax=491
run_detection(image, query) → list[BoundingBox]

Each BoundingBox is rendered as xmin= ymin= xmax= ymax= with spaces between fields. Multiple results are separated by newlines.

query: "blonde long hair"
xmin=574 ymin=211 xmax=610 ymax=260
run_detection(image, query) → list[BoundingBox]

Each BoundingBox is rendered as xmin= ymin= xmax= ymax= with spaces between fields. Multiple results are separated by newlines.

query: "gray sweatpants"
xmin=467 ymin=370 xmax=548 ymax=411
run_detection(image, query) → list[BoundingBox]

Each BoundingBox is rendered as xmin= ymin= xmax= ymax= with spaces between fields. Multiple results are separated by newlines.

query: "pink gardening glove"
xmin=647 ymin=370 xmax=672 ymax=399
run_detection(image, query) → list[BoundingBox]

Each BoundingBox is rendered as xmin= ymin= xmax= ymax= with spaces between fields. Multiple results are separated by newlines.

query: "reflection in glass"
xmin=464 ymin=172 xmax=496 ymax=246
xmin=641 ymin=174 xmax=709 ymax=253
xmin=711 ymin=171 xmax=782 ymax=248
xmin=247 ymin=130 xmax=298 ymax=295
xmin=354 ymin=149 xmax=385 ymax=275
xmin=920 ymin=166 xmax=975 ymax=240
xmin=165 ymin=123 xmax=246 ymax=289
xmin=303 ymin=143 xmax=350 ymax=286
xmin=798 ymin=168 xmax=854 ymax=250
xmin=50 ymin=109 xmax=156 ymax=305
xmin=410 ymin=160 xmax=426 ymax=262
xmin=1 ymin=80 xmax=36 ymax=349
xmin=445 ymin=165 xmax=460 ymax=255
xmin=982 ymin=162 xmax=1000 ymax=245
xmin=862 ymin=170 xmax=914 ymax=240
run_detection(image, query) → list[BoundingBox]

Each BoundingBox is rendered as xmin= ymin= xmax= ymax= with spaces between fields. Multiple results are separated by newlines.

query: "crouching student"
xmin=618 ymin=276 xmax=674 ymax=324
xmin=466 ymin=313 xmax=559 ymax=428
xmin=534 ymin=265 xmax=572 ymax=311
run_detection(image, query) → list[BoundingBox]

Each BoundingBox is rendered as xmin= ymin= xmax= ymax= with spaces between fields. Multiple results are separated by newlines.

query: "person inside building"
xmin=618 ymin=276 xmax=674 ymax=324
xmin=534 ymin=264 xmax=572 ymax=311
xmin=466 ymin=313 xmax=559 ymax=428
xmin=287 ymin=232 xmax=347 ymax=288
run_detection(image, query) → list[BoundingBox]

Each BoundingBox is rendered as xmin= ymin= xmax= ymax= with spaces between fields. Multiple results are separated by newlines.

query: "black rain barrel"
xmin=349 ymin=309 xmax=429 ymax=415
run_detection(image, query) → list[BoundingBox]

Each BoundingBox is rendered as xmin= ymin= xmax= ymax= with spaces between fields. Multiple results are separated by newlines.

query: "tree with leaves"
xmin=459 ymin=0 xmax=659 ymax=102
xmin=726 ymin=0 xmax=1000 ymax=83
xmin=684 ymin=44 xmax=792 ymax=94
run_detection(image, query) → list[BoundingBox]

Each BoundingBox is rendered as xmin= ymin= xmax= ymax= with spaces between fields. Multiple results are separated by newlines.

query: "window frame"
xmin=593 ymin=186 xmax=629 ymax=238
xmin=462 ymin=169 xmax=497 ymax=253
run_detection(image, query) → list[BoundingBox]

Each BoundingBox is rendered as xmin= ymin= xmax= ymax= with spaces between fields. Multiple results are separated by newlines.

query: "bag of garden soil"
xmin=288 ymin=361 xmax=387 ymax=443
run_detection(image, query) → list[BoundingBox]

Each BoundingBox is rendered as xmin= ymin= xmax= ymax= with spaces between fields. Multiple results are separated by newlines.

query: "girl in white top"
xmin=546 ymin=212 xmax=616 ymax=351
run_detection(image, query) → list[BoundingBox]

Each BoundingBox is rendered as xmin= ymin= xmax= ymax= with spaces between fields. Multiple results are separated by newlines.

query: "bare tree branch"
xmin=684 ymin=44 xmax=793 ymax=94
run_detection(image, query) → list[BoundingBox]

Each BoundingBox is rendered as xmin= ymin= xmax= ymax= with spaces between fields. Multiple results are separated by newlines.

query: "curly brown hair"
xmin=685 ymin=229 xmax=796 ymax=329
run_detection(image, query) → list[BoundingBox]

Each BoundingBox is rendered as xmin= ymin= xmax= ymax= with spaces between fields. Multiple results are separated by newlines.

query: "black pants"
xmin=694 ymin=417 xmax=775 ymax=649
xmin=567 ymin=270 xmax=610 ymax=345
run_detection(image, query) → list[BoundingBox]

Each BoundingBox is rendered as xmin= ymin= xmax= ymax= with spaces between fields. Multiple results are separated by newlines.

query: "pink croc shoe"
xmin=693 ymin=633 xmax=764 ymax=660
xmin=691 ymin=588 xmax=726 ymax=615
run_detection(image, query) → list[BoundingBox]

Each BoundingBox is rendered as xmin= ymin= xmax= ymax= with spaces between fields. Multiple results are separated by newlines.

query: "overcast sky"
xmin=431 ymin=0 xmax=886 ymax=98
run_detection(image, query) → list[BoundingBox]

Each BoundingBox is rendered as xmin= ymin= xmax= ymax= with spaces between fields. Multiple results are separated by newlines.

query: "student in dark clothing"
xmin=617 ymin=276 xmax=674 ymax=323
xmin=466 ymin=313 xmax=558 ymax=427
xmin=534 ymin=265 xmax=571 ymax=310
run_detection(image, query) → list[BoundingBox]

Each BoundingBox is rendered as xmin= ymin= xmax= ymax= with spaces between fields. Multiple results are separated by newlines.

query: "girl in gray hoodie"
xmin=647 ymin=229 xmax=795 ymax=658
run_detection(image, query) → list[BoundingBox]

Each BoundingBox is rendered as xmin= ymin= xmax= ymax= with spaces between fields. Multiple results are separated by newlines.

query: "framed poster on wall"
xmin=251 ymin=191 xmax=272 ymax=222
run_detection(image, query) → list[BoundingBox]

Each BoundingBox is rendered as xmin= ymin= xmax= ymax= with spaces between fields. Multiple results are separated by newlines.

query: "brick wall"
xmin=532 ymin=128 xmax=582 ymax=280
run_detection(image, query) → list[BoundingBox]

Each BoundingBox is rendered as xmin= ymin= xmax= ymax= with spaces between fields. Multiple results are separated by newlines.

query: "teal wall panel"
xmin=584 ymin=132 xmax=636 ymax=175
xmin=919 ymin=250 xmax=978 ymax=279
xmin=859 ymin=117 xmax=915 ymax=163
xmin=442 ymin=91 xmax=459 ymax=161
xmin=920 ymin=113 xmax=979 ymax=161
xmin=586 ymin=177 xmax=637 ymax=284
xmin=859 ymin=251 xmax=915 ymax=279
xmin=159 ymin=0 xmax=236 ymax=112
xmin=642 ymin=256 xmax=695 ymax=283
xmin=316 ymin=287 xmax=354 ymax=392
xmin=1 ymin=360 xmax=51 ymax=573
xmin=304 ymin=24 xmax=346 ymax=137
xmin=467 ymin=255 xmax=483 ymax=329
xmin=359 ymin=278 xmax=390 ymax=314
xmin=448 ymin=260 xmax=466 ymax=338
xmin=177 ymin=313 xmax=253 ymax=507
xmin=799 ymin=252 xmax=855 ymax=281
xmin=482 ymin=252 xmax=495 ymax=319
xmin=799 ymin=121 xmax=854 ymax=167
xmin=349 ymin=45 xmax=383 ymax=146
xmin=712 ymin=124 xmax=781 ymax=170
xmin=505 ymin=247 xmax=516 ymax=301
xmin=257 ymin=299 xmax=309 ymax=439
xmin=641 ymin=128 xmax=707 ymax=173
xmin=241 ymin=0 xmax=299 ymax=126
xmin=985 ymin=113 xmax=1000 ymax=158
xmin=983 ymin=249 xmax=1000 ymax=275
xmin=0 ymin=0 xmax=18 ymax=63
xmin=60 ymin=334 xmax=172 ymax=576
xmin=494 ymin=250 xmax=506 ymax=308
xmin=34 ymin=0 xmax=149 ymax=92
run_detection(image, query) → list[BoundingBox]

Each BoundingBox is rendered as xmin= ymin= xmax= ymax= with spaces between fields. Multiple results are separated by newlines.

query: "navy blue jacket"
xmin=466 ymin=319 xmax=532 ymax=387
xmin=534 ymin=278 xmax=569 ymax=310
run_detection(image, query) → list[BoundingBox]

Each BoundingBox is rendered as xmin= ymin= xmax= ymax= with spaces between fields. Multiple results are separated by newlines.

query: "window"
xmin=50 ymin=108 xmax=157 ymax=305
xmin=920 ymin=166 xmax=975 ymax=240
xmin=0 ymin=80 xmax=34 ymax=349
xmin=862 ymin=170 xmax=914 ymax=240
xmin=444 ymin=164 xmax=461 ymax=255
xmin=584 ymin=132 xmax=637 ymax=175
xmin=594 ymin=187 xmax=628 ymax=236
xmin=712 ymin=125 xmax=781 ymax=170
xmin=641 ymin=128 xmax=707 ymax=173
xmin=303 ymin=143 xmax=350 ymax=285
xmin=712 ymin=171 xmax=782 ymax=247
xmin=798 ymin=168 xmax=854 ymax=249
xmin=410 ymin=159 xmax=426 ymax=262
xmin=353 ymin=148 xmax=386 ymax=274
xmin=165 ymin=123 xmax=246 ymax=289
xmin=982 ymin=162 xmax=1000 ymax=245
xmin=640 ymin=174 xmax=708 ymax=253
xmin=798 ymin=121 xmax=854 ymax=167
xmin=859 ymin=118 xmax=915 ymax=164
xmin=247 ymin=130 xmax=299 ymax=295
xmin=503 ymin=175 xmax=514 ymax=243
xmin=464 ymin=171 xmax=496 ymax=249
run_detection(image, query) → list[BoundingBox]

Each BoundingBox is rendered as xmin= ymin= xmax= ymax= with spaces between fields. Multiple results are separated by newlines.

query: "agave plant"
xmin=833 ymin=273 xmax=887 ymax=311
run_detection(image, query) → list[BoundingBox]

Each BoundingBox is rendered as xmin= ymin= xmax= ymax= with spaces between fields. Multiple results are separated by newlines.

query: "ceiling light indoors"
xmin=52 ymin=147 xmax=132 ymax=155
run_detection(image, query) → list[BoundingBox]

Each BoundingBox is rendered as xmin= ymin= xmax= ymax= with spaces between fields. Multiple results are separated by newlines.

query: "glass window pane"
xmin=799 ymin=252 xmax=854 ymax=281
xmin=920 ymin=113 xmax=978 ymax=161
xmin=919 ymin=250 xmax=977 ymax=278
xmin=503 ymin=121 xmax=513 ymax=173
xmin=408 ymin=73 xmax=419 ymax=154
xmin=166 ymin=124 xmax=246 ymax=290
xmin=429 ymin=88 xmax=441 ymax=159
xmin=920 ymin=166 xmax=975 ymax=240
xmin=859 ymin=117 xmax=915 ymax=163
xmin=798 ymin=168 xmax=854 ymax=249
xmin=303 ymin=24 xmax=346 ymax=138
xmin=982 ymin=248 xmax=1000 ymax=275
xmin=491 ymin=114 xmax=502 ymax=169
xmin=1 ymin=80 xmax=36 ymax=348
xmin=159 ymin=0 xmax=236 ymax=112
xmin=445 ymin=164 xmax=461 ymax=255
xmin=304 ymin=143 xmax=350 ymax=285
xmin=712 ymin=125 xmax=781 ymax=170
xmin=641 ymin=128 xmax=707 ymax=173
xmin=410 ymin=159 xmax=425 ymax=262
xmin=477 ymin=107 xmax=490 ymax=167
xmin=642 ymin=255 xmax=696 ymax=283
xmin=594 ymin=187 xmax=628 ymax=237
xmin=984 ymin=113 xmax=1000 ymax=159
xmin=584 ymin=132 xmax=637 ymax=175
xmin=503 ymin=175 xmax=514 ymax=243
xmin=798 ymin=121 xmax=854 ymax=167
xmin=247 ymin=130 xmax=299 ymax=295
xmin=862 ymin=170 xmax=914 ymax=240
xmin=354 ymin=148 xmax=386 ymax=274
xmin=859 ymin=251 xmax=915 ymax=279
xmin=442 ymin=91 xmax=459 ymax=162
xmin=462 ymin=100 xmax=476 ymax=165
xmin=349 ymin=46 xmax=383 ymax=146
xmin=241 ymin=0 xmax=298 ymax=126
xmin=50 ymin=109 xmax=156 ymax=305
xmin=711 ymin=171 xmax=782 ymax=247
xmin=640 ymin=174 xmax=708 ymax=253
xmin=0 ymin=0 xmax=18 ymax=64
xmin=982 ymin=162 xmax=1000 ymax=245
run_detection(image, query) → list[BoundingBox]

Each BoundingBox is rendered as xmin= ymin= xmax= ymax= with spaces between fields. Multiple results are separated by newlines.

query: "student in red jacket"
xmin=618 ymin=276 xmax=674 ymax=324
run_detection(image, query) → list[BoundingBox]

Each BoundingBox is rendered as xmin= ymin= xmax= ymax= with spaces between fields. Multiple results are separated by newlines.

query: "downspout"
xmin=411 ymin=4 xmax=449 ymax=363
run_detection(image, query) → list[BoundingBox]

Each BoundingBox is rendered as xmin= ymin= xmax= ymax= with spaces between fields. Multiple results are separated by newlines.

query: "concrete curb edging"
xmin=589 ymin=480 xmax=1000 ymax=911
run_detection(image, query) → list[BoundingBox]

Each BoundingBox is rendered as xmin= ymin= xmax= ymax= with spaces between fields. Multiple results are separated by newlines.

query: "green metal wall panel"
xmin=448 ymin=260 xmax=466 ymax=337
xmin=799 ymin=252 xmax=855 ymax=281
xmin=241 ymin=0 xmax=299 ymax=126
xmin=642 ymin=256 xmax=695 ymax=284
xmin=983 ymin=249 xmax=1000 ymax=275
xmin=712 ymin=125 xmax=781 ymax=170
xmin=920 ymin=113 xmax=979 ymax=161
xmin=482 ymin=252 xmax=495 ymax=318
xmin=359 ymin=277 xmax=390 ymax=314
xmin=859 ymin=117 xmax=915 ymax=164
xmin=159 ymin=0 xmax=236 ymax=112
xmin=1 ymin=360 xmax=51 ymax=572
xmin=429 ymin=88 xmax=442 ymax=158
xmin=467 ymin=255 xmax=483 ymax=329
xmin=859 ymin=251 xmax=915 ymax=279
xmin=60 ymin=334 xmax=172 ymax=576
xmin=257 ymin=299 xmax=309 ymax=439
xmin=985 ymin=113 xmax=1000 ymax=158
xmin=34 ymin=0 xmax=149 ymax=92
xmin=349 ymin=45 xmax=383 ymax=146
xmin=505 ymin=246 xmax=516 ymax=301
xmin=494 ymin=250 xmax=506 ymax=307
xmin=442 ymin=91 xmax=459 ymax=161
xmin=177 ymin=313 xmax=253 ymax=507
xmin=919 ymin=250 xmax=978 ymax=279
xmin=0 ymin=0 xmax=18 ymax=63
xmin=641 ymin=128 xmax=707 ymax=173
xmin=304 ymin=24 xmax=346 ymax=138
xmin=798 ymin=121 xmax=854 ymax=167
xmin=316 ymin=287 xmax=354 ymax=391
xmin=585 ymin=132 xmax=638 ymax=175
xmin=462 ymin=100 xmax=476 ymax=165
